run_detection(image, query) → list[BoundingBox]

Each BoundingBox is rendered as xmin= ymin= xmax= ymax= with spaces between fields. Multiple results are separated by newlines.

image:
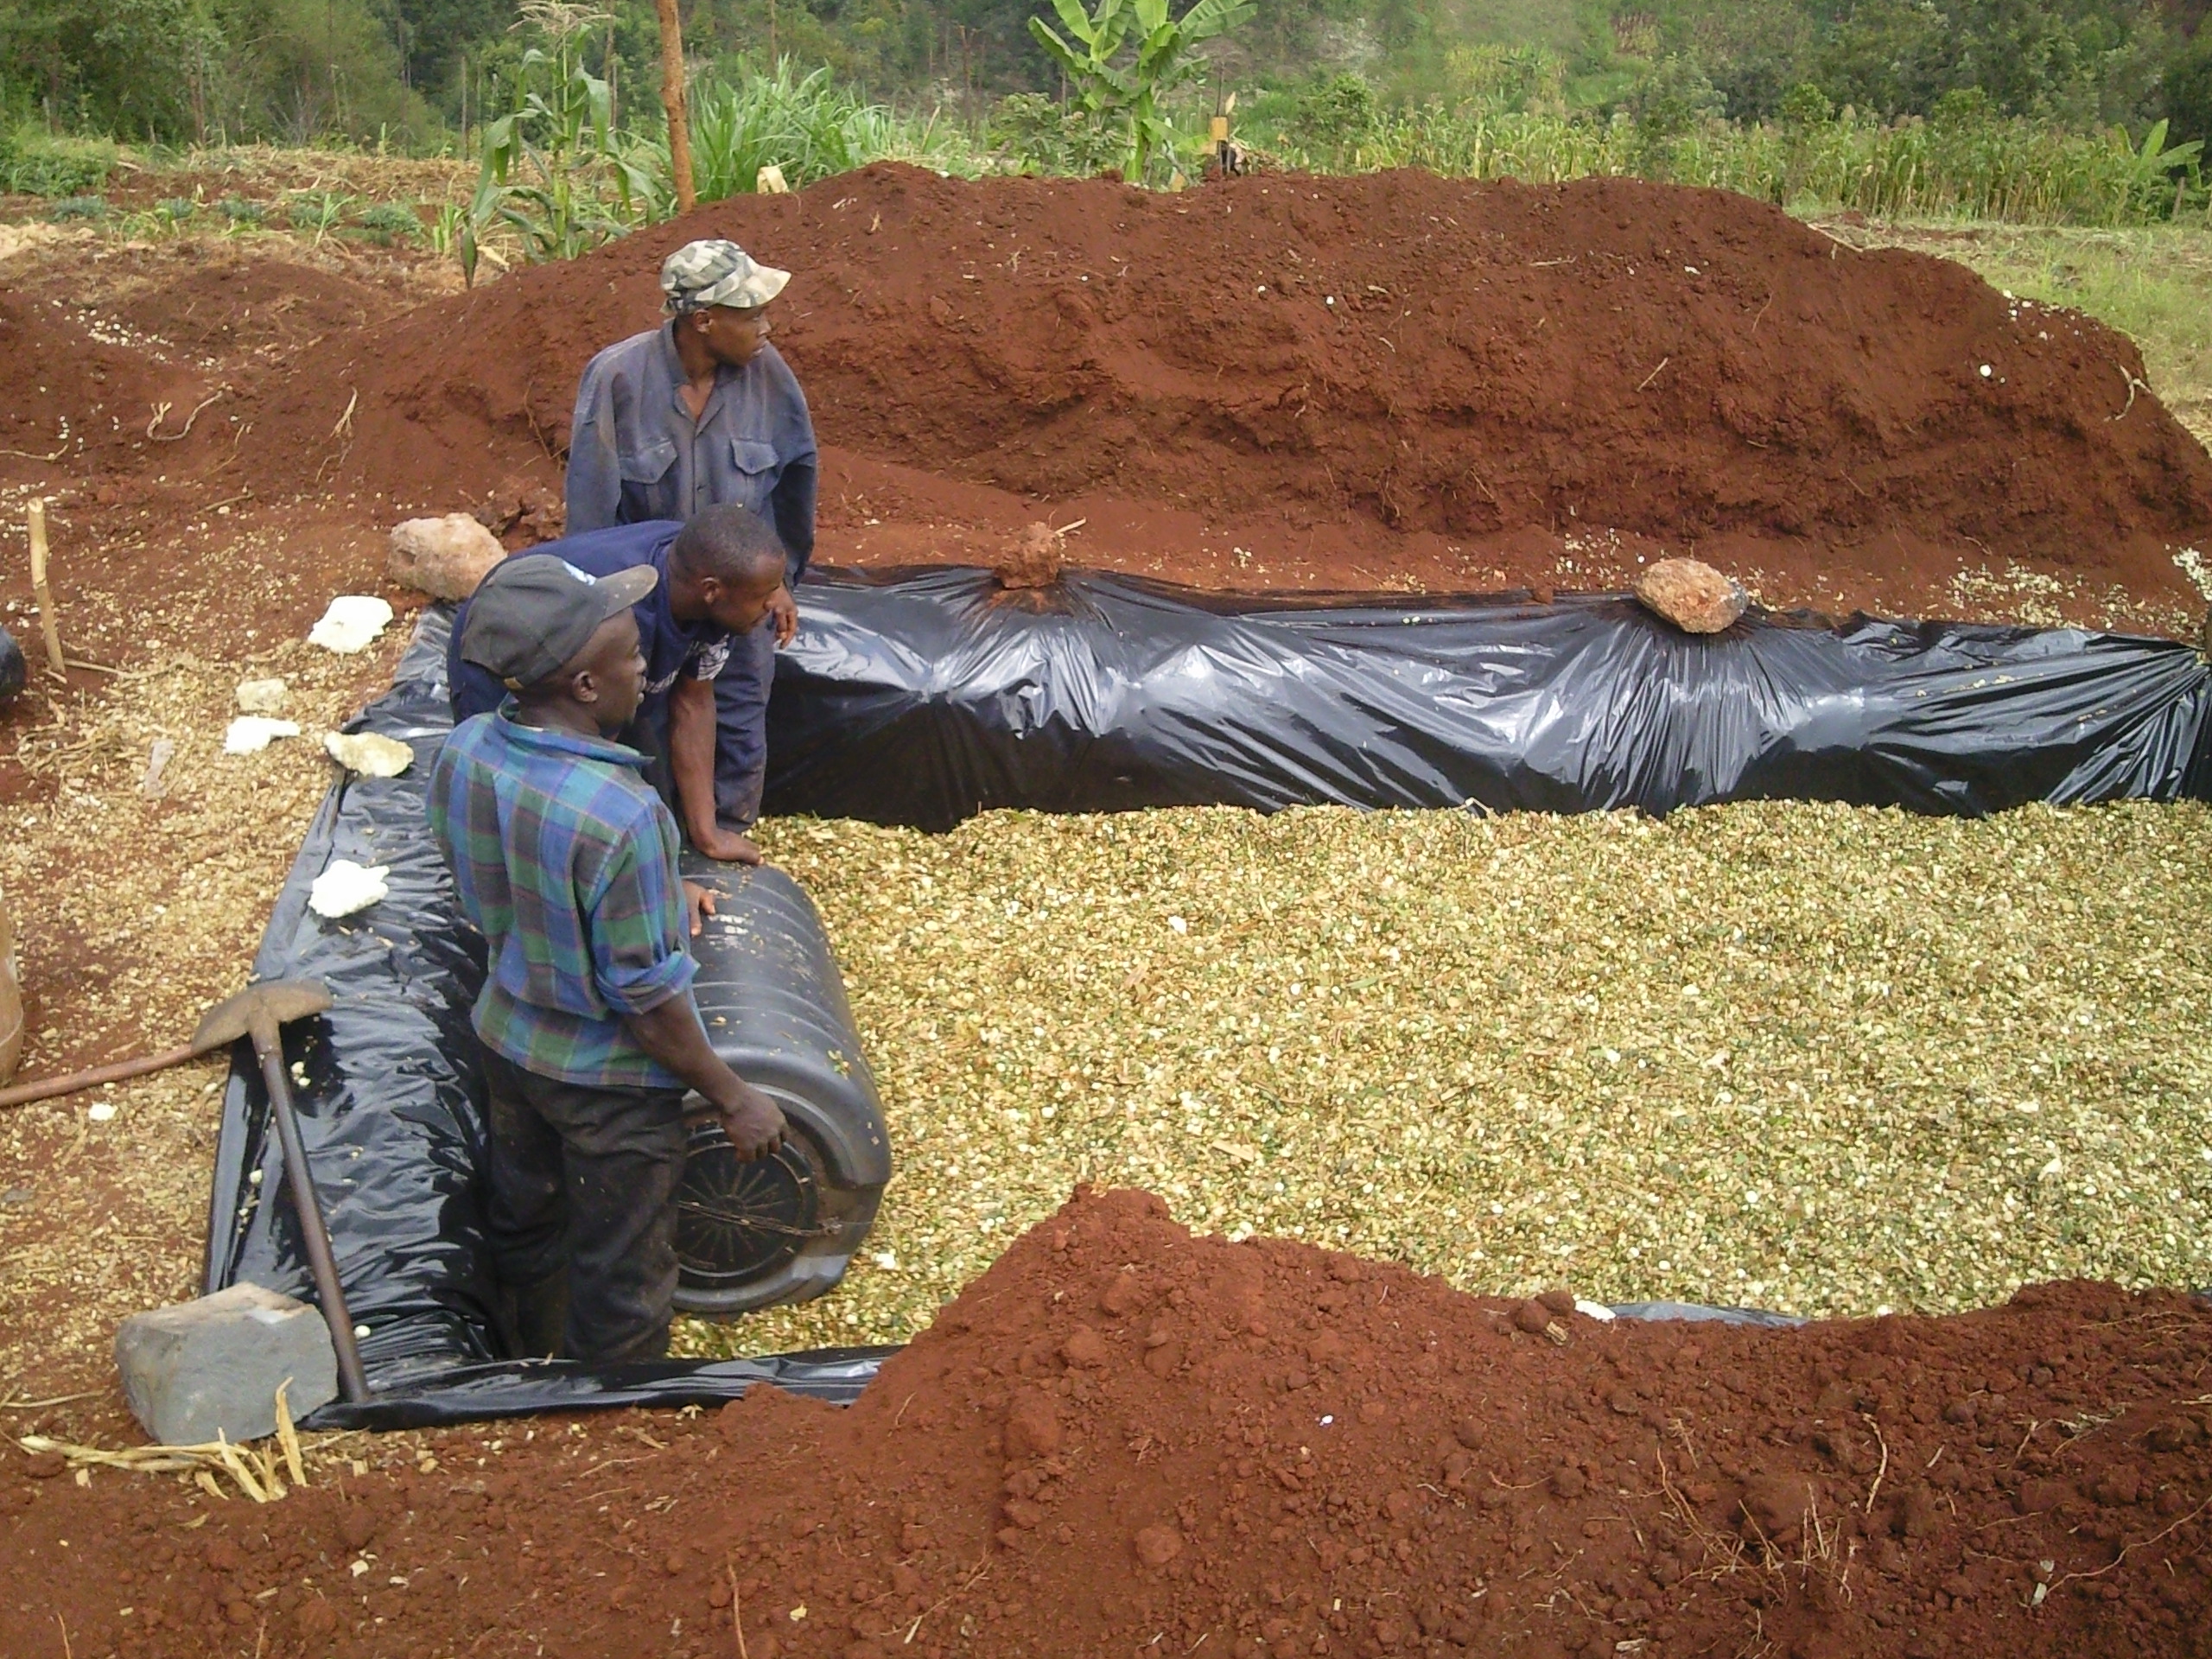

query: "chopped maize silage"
xmin=680 ymin=800 xmax=2212 ymax=1357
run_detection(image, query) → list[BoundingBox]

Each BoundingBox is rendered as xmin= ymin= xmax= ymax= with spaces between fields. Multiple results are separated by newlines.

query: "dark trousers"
xmin=713 ymin=617 xmax=774 ymax=829
xmin=479 ymin=1048 xmax=690 ymax=1365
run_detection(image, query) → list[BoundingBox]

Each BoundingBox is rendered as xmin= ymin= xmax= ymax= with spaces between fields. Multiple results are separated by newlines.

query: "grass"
xmin=667 ymin=60 xmax=982 ymax=204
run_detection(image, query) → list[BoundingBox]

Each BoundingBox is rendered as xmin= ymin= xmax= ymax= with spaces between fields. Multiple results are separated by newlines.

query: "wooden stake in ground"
xmin=26 ymin=499 xmax=65 ymax=683
xmin=654 ymin=0 xmax=696 ymax=215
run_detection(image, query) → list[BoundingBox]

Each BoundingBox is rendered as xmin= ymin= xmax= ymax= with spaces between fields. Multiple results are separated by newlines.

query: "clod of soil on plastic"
xmin=993 ymin=522 xmax=1065 ymax=591
xmin=9 ymin=1189 xmax=2211 ymax=1658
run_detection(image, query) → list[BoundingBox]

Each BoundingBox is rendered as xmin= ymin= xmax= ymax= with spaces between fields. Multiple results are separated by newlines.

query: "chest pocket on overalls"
xmin=619 ymin=436 xmax=677 ymax=485
xmin=728 ymin=438 xmax=781 ymax=513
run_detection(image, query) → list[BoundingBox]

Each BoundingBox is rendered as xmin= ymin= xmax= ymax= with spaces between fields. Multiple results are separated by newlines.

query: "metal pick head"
xmin=191 ymin=979 xmax=335 ymax=1051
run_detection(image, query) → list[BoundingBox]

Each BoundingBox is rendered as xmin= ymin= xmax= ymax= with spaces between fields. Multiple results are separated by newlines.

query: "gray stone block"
xmin=114 ymin=1282 xmax=338 ymax=1446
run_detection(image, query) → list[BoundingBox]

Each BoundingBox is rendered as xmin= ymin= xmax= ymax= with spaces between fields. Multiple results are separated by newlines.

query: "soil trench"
xmin=5 ymin=1190 xmax=2209 ymax=1658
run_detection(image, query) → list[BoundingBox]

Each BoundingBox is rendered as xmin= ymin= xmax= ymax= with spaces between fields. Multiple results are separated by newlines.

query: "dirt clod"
xmin=1739 ymin=1473 xmax=1821 ymax=1544
xmin=994 ymin=523 xmax=1063 ymax=591
xmin=1003 ymin=1391 xmax=1063 ymax=1459
xmin=1133 ymin=1522 xmax=1184 ymax=1567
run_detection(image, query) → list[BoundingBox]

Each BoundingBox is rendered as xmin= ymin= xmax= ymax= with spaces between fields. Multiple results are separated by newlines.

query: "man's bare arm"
xmin=669 ymin=675 xmax=757 ymax=863
xmin=621 ymin=994 xmax=786 ymax=1159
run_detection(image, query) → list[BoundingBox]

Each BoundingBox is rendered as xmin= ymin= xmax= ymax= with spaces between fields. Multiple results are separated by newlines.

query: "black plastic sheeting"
xmin=762 ymin=569 xmax=2212 ymax=829
xmin=320 ymin=1306 xmax=1801 ymax=1430
xmin=201 ymin=615 xmax=892 ymax=1429
xmin=208 ymin=568 xmax=2209 ymax=1430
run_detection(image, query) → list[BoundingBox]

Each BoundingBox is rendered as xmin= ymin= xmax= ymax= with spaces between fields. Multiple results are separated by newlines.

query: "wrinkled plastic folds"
xmin=209 ymin=569 xmax=2207 ymax=1429
xmin=763 ymin=569 xmax=2212 ymax=828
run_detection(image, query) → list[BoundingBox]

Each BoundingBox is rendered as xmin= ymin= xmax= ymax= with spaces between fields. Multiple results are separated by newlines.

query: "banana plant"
xmin=1028 ymin=0 xmax=1254 ymax=181
xmin=2124 ymin=118 xmax=2202 ymax=214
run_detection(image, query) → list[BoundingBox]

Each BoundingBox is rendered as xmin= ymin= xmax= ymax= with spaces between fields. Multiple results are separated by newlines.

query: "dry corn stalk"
xmin=22 ymin=1384 xmax=315 ymax=1503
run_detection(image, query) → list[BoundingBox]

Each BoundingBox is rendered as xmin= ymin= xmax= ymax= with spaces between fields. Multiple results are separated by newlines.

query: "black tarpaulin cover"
xmin=206 ymin=572 xmax=2209 ymax=1428
xmin=762 ymin=569 xmax=2212 ymax=829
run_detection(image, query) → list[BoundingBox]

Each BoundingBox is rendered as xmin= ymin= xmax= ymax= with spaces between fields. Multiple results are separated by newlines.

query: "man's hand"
xmin=714 ymin=1079 xmax=788 ymax=1160
xmin=626 ymin=998 xmax=786 ymax=1159
xmin=767 ymin=583 xmax=798 ymax=648
xmin=690 ymin=823 xmax=764 ymax=866
xmin=682 ymin=879 xmax=717 ymax=938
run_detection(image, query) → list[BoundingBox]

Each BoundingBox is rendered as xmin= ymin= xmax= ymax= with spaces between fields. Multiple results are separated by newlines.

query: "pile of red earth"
xmin=8 ymin=1188 xmax=2210 ymax=1657
xmin=226 ymin=163 xmax=2212 ymax=597
xmin=0 ymin=288 xmax=215 ymax=477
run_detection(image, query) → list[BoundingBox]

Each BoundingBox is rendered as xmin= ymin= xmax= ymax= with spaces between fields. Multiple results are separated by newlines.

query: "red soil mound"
xmin=10 ymin=1188 xmax=2209 ymax=1657
xmin=0 ymin=289 xmax=213 ymax=481
xmin=235 ymin=164 xmax=2212 ymax=596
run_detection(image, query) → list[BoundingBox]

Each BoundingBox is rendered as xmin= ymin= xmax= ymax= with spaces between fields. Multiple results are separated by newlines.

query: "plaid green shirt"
xmin=427 ymin=707 xmax=696 ymax=1090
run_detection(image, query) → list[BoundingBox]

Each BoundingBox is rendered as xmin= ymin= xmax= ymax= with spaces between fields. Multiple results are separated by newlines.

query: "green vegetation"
xmin=468 ymin=11 xmax=647 ymax=269
xmin=5 ymin=0 xmax=2208 ymax=151
xmin=2 ymin=0 xmax=435 ymax=145
xmin=1027 ymin=0 xmax=1254 ymax=178
xmin=1232 ymin=94 xmax=2202 ymax=225
xmin=454 ymin=21 xmax=974 ymax=281
xmin=5 ymin=0 xmax=2211 ymax=263
xmin=0 ymin=127 xmax=117 ymax=195
xmin=658 ymin=59 xmax=976 ymax=202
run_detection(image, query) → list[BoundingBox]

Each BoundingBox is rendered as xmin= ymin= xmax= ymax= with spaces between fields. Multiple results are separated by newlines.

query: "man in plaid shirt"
xmin=429 ymin=553 xmax=787 ymax=1363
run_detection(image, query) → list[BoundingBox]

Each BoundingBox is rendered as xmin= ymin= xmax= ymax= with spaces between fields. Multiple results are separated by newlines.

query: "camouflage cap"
xmin=660 ymin=238 xmax=790 ymax=315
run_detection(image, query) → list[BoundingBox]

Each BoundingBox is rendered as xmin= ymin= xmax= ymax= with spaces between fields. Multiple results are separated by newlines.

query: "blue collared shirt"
xmin=565 ymin=324 xmax=818 ymax=578
xmin=427 ymin=709 xmax=696 ymax=1090
xmin=447 ymin=520 xmax=732 ymax=726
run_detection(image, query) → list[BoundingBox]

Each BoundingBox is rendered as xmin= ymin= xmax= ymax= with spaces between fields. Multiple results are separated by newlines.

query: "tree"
xmin=654 ymin=0 xmax=696 ymax=210
xmin=1690 ymin=0 xmax=1816 ymax=121
xmin=2167 ymin=26 xmax=2212 ymax=149
xmin=1625 ymin=50 xmax=1723 ymax=174
xmin=1027 ymin=0 xmax=1253 ymax=181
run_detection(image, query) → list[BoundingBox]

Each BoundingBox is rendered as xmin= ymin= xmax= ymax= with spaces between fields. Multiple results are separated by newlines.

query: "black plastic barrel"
xmin=671 ymin=855 xmax=892 ymax=1317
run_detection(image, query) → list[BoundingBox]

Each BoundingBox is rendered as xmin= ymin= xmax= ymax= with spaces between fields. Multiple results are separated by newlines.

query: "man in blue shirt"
xmin=429 ymin=554 xmax=787 ymax=1363
xmin=566 ymin=239 xmax=817 ymax=866
xmin=449 ymin=505 xmax=785 ymax=865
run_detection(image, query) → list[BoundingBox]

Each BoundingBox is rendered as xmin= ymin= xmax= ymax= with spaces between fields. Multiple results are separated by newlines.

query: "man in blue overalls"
xmin=446 ymin=507 xmax=789 ymax=857
xmin=564 ymin=239 xmax=817 ymax=867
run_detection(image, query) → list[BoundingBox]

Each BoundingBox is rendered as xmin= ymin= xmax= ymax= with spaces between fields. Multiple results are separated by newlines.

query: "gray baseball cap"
xmin=661 ymin=238 xmax=790 ymax=315
xmin=460 ymin=555 xmax=658 ymax=691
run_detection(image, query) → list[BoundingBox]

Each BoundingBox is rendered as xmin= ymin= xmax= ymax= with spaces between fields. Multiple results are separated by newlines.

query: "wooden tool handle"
xmin=0 ymin=1042 xmax=205 ymax=1110
xmin=252 ymin=1015 xmax=371 ymax=1403
xmin=28 ymin=499 xmax=66 ymax=683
